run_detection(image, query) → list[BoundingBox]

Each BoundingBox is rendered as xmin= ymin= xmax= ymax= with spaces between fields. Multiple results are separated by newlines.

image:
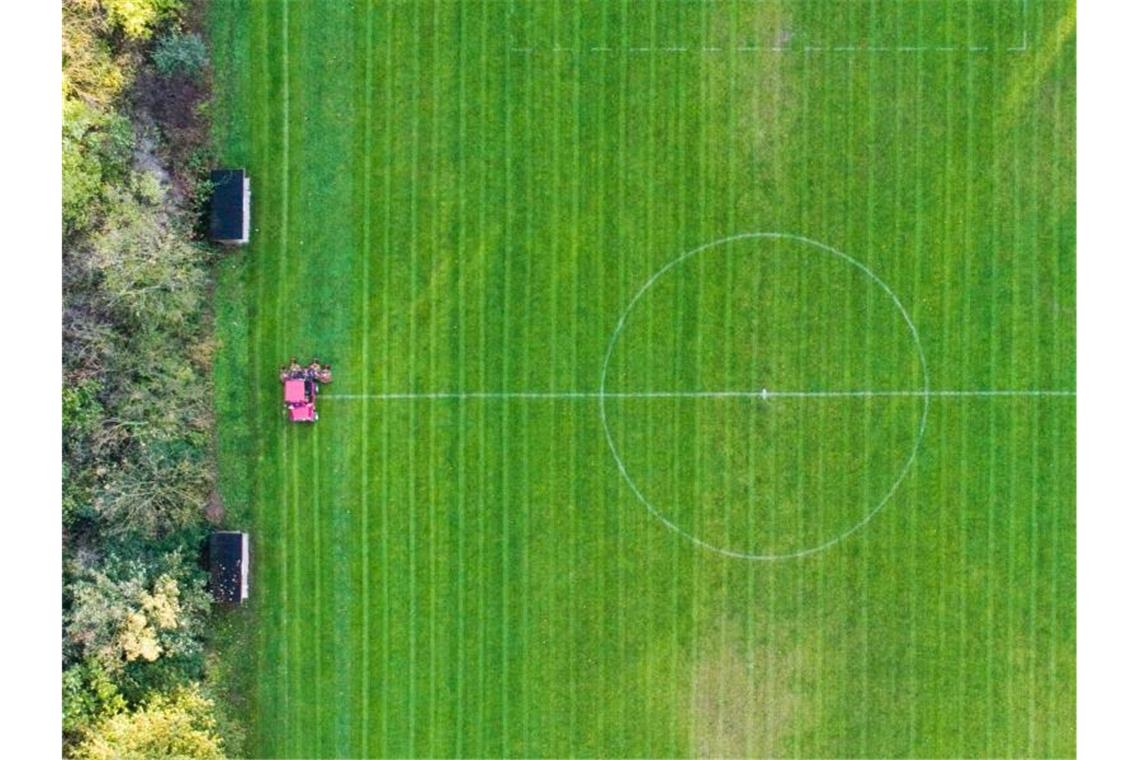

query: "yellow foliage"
xmin=62 ymin=2 xmax=128 ymax=104
xmin=99 ymin=0 xmax=181 ymax=41
xmin=117 ymin=575 xmax=182 ymax=661
xmin=142 ymin=574 xmax=181 ymax=630
xmin=74 ymin=685 xmax=224 ymax=760
xmin=119 ymin=611 xmax=161 ymax=662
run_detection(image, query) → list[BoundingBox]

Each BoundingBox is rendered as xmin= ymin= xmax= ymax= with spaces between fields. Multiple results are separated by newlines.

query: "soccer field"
xmin=210 ymin=1 xmax=1076 ymax=756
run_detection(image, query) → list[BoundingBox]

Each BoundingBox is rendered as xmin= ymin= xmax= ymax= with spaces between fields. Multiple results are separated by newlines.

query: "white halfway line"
xmin=324 ymin=389 xmax=1075 ymax=401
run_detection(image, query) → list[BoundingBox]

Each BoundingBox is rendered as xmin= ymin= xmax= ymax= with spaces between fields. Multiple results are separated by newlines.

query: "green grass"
xmin=210 ymin=1 xmax=1076 ymax=756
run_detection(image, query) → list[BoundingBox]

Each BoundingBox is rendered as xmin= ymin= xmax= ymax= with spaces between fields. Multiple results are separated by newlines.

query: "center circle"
xmin=599 ymin=233 xmax=929 ymax=560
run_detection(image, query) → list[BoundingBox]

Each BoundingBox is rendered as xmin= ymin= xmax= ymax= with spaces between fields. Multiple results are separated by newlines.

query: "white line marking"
xmin=325 ymin=389 xmax=1074 ymax=401
xmin=1008 ymin=0 xmax=1030 ymax=51
xmin=598 ymin=233 xmax=932 ymax=563
xmin=510 ymin=0 xmax=1030 ymax=55
xmin=510 ymin=46 xmax=1011 ymax=54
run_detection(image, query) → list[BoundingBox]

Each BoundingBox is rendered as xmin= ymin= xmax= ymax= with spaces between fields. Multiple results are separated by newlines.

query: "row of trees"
xmin=62 ymin=1 xmax=234 ymax=756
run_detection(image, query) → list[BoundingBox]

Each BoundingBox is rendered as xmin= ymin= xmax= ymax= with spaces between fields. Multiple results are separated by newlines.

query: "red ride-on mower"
xmin=280 ymin=358 xmax=333 ymax=423
xmin=283 ymin=377 xmax=318 ymax=422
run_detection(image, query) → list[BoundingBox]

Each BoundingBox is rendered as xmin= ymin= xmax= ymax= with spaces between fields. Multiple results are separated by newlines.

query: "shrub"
xmin=152 ymin=31 xmax=208 ymax=78
xmin=63 ymin=659 xmax=127 ymax=742
xmin=72 ymin=684 xmax=223 ymax=760
xmin=62 ymin=2 xmax=130 ymax=105
xmin=101 ymin=0 xmax=184 ymax=41
xmin=62 ymin=100 xmax=134 ymax=235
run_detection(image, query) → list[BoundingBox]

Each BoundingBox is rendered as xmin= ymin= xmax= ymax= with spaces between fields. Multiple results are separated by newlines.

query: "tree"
xmin=87 ymin=176 xmax=209 ymax=330
xmin=64 ymin=554 xmax=210 ymax=674
xmin=72 ymin=684 xmax=224 ymax=760
xmin=94 ymin=439 xmax=213 ymax=539
xmin=62 ymin=0 xmax=234 ymax=751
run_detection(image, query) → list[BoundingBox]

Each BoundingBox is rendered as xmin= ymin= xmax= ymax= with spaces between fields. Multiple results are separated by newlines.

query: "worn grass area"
xmin=210 ymin=1 xmax=1075 ymax=757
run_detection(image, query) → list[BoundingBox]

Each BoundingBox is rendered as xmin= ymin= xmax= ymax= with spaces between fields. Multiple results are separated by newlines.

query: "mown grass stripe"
xmin=512 ymin=4 xmax=534 ymax=749
xmin=797 ymin=4 xmax=817 ymax=754
xmin=544 ymin=3 xmax=566 ymax=752
xmin=499 ymin=0 xmax=517 ymax=752
xmin=406 ymin=4 xmax=422 ymax=751
xmin=1028 ymin=28 xmax=1041 ymax=749
xmin=478 ymin=2 xmax=499 ymax=754
xmin=906 ymin=26 xmax=922 ymax=752
xmin=857 ymin=2 xmax=870 ymax=747
xmin=985 ymin=31 xmax=1001 ymax=752
xmin=359 ymin=3 xmax=373 ymax=756
xmin=427 ymin=2 xmax=444 ymax=751
xmin=1007 ymin=145 xmax=1021 ymax=760
xmin=276 ymin=0 xmax=292 ymax=754
xmin=247 ymin=0 xmax=270 ymax=749
xmin=1047 ymin=36 xmax=1065 ymax=756
xmin=959 ymin=7 xmax=978 ymax=744
xmin=378 ymin=4 xmax=396 ymax=753
xmin=861 ymin=2 xmax=882 ymax=747
xmin=452 ymin=1 xmax=468 ymax=753
xmin=667 ymin=1 xmax=685 ymax=756
xmin=936 ymin=21 xmax=954 ymax=748
xmin=718 ymin=10 xmax=736 ymax=749
xmin=311 ymin=417 xmax=323 ymax=754
xmin=500 ymin=3 xmax=517 ymax=752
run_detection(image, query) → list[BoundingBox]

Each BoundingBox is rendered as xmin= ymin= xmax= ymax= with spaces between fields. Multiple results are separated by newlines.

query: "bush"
xmin=72 ymin=684 xmax=223 ymax=760
xmin=101 ymin=0 xmax=184 ymax=41
xmin=63 ymin=380 xmax=105 ymax=451
xmin=63 ymin=660 xmax=127 ymax=742
xmin=152 ymin=31 xmax=208 ymax=78
xmin=62 ymin=2 xmax=130 ymax=106
xmin=62 ymin=100 xmax=134 ymax=235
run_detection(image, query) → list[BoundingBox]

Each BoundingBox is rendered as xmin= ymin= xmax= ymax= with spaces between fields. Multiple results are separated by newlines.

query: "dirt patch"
xmin=689 ymin=624 xmax=810 ymax=758
xmin=704 ymin=2 xmax=801 ymax=196
xmin=204 ymin=489 xmax=225 ymax=525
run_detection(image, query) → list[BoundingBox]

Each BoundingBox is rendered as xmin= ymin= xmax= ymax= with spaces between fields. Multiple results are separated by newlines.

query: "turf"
xmin=210 ymin=1 xmax=1076 ymax=756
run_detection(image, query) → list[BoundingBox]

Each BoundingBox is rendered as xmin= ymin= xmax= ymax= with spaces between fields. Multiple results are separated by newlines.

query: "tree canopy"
xmin=61 ymin=0 xmax=234 ymax=754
